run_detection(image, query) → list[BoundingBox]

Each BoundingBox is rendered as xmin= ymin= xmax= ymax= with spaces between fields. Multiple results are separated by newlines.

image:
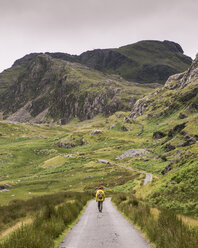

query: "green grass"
xmin=0 ymin=192 xmax=91 ymax=248
xmin=112 ymin=193 xmax=198 ymax=248
xmin=0 ymin=99 xmax=197 ymax=216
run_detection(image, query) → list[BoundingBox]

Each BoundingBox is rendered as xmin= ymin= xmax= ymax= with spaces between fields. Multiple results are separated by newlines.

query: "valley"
xmin=0 ymin=40 xmax=197 ymax=247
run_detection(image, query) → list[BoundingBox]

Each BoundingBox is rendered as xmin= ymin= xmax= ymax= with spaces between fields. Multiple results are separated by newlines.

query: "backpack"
xmin=98 ymin=192 xmax=103 ymax=200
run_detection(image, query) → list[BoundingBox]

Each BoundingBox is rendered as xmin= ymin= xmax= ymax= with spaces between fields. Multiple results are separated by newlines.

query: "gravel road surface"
xmin=59 ymin=198 xmax=153 ymax=248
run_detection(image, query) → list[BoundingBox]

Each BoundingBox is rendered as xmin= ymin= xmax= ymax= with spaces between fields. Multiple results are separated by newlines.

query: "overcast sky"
xmin=0 ymin=0 xmax=197 ymax=72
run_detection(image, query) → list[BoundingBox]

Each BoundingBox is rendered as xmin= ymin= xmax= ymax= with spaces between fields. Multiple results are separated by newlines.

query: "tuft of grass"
xmin=0 ymin=192 xmax=91 ymax=248
xmin=112 ymin=193 xmax=198 ymax=248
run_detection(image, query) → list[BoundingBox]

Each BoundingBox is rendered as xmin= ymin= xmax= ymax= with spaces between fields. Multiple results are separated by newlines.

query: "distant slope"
xmin=9 ymin=40 xmax=191 ymax=85
xmin=47 ymin=40 xmax=192 ymax=84
xmin=0 ymin=54 xmax=152 ymax=123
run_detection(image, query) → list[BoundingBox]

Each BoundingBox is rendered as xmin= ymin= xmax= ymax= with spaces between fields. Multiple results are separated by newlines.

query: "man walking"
xmin=96 ymin=187 xmax=105 ymax=212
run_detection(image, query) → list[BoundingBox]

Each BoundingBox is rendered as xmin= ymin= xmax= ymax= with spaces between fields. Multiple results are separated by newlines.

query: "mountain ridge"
xmin=11 ymin=40 xmax=192 ymax=84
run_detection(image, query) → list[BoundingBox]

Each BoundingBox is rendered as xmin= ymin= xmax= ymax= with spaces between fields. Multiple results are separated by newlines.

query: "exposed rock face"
xmin=164 ymin=143 xmax=175 ymax=152
xmin=0 ymin=185 xmax=9 ymax=189
xmin=0 ymin=41 xmax=193 ymax=123
xmin=91 ymin=130 xmax=102 ymax=135
xmin=165 ymin=53 xmax=198 ymax=89
xmin=121 ymin=125 xmax=129 ymax=131
xmin=116 ymin=149 xmax=149 ymax=160
xmin=153 ymin=131 xmax=166 ymax=139
xmin=58 ymin=141 xmax=75 ymax=148
xmin=79 ymin=49 xmax=137 ymax=73
xmin=168 ymin=123 xmax=187 ymax=137
xmin=130 ymin=54 xmax=198 ymax=119
xmin=179 ymin=135 xmax=198 ymax=147
xmin=0 ymin=54 xmax=144 ymax=123
xmin=161 ymin=164 xmax=173 ymax=175
xmin=178 ymin=113 xmax=188 ymax=119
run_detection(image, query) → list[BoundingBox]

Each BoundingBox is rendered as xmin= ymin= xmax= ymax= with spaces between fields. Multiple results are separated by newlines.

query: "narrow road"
xmin=101 ymin=160 xmax=153 ymax=185
xmin=59 ymin=198 xmax=153 ymax=248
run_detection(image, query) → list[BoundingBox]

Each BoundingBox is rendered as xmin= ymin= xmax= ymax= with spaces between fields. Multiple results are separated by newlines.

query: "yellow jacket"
xmin=96 ymin=189 xmax=105 ymax=201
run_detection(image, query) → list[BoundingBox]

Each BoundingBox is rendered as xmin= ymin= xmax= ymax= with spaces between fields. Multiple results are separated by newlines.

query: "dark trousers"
xmin=98 ymin=201 xmax=103 ymax=212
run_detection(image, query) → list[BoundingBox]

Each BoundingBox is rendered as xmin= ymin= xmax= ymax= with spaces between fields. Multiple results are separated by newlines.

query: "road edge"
xmin=111 ymin=199 xmax=156 ymax=248
xmin=54 ymin=199 xmax=92 ymax=248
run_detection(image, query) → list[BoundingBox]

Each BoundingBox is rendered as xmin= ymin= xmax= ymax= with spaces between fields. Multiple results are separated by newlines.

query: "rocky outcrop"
xmin=178 ymin=113 xmax=188 ymax=119
xmin=91 ymin=130 xmax=102 ymax=135
xmin=164 ymin=143 xmax=175 ymax=152
xmin=165 ymin=53 xmax=198 ymax=89
xmin=121 ymin=125 xmax=129 ymax=131
xmin=116 ymin=149 xmax=149 ymax=160
xmin=168 ymin=123 xmax=187 ymax=137
xmin=58 ymin=141 xmax=75 ymax=149
xmin=161 ymin=164 xmax=173 ymax=175
xmin=153 ymin=131 xmax=166 ymax=139
xmin=0 ymin=185 xmax=9 ymax=190
xmin=130 ymin=54 xmax=198 ymax=119
xmin=0 ymin=54 xmax=144 ymax=123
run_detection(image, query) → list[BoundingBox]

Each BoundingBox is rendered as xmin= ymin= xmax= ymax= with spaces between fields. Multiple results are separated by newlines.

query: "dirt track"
xmin=59 ymin=198 xmax=153 ymax=248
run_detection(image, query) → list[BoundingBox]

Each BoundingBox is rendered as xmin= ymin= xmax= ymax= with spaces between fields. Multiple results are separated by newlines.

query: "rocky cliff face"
xmin=130 ymin=54 xmax=198 ymax=119
xmin=0 ymin=54 xmax=151 ymax=124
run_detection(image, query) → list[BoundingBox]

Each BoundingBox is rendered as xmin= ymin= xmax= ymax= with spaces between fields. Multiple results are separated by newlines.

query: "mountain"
xmin=0 ymin=40 xmax=192 ymax=123
xmin=10 ymin=40 xmax=192 ymax=85
xmin=0 ymin=54 xmax=152 ymax=123
xmin=47 ymin=40 xmax=192 ymax=84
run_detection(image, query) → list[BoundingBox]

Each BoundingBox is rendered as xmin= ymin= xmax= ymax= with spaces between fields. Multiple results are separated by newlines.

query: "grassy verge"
xmin=0 ymin=192 xmax=92 ymax=248
xmin=112 ymin=193 xmax=198 ymax=248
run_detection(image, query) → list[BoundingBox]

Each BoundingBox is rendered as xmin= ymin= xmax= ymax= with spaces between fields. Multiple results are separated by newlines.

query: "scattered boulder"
xmin=123 ymin=117 xmax=132 ymax=123
xmin=189 ymin=101 xmax=198 ymax=111
xmin=164 ymin=143 xmax=175 ymax=151
xmin=0 ymin=185 xmax=9 ymax=190
xmin=98 ymin=159 xmax=110 ymax=164
xmin=116 ymin=113 xmax=123 ymax=118
xmin=161 ymin=164 xmax=173 ymax=175
xmin=168 ymin=122 xmax=186 ymax=137
xmin=178 ymin=113 xmax=188 ymax=119
xmin=121 ymin=125 xmax=129 ymax=131
xmin=166 ymin=181 xmax=176 ymax=187
xmin=63 ymin=154 xmax=73 ymax=158
xmin=109 ymin=124 xmax=115 ymax=130
xmin=58 ymin=142 xmax=75 ymax=148
xmin=83 ymin=175 xmax=93 ymax=181
xmin=116 ymin=149 xmax=149 ymax=160
xmin=91 ymin=130 xmax=102 ymax=135
xmin=153 ymin=131 xmax=166 ymax=139
xmin=180 ymin=131 xmax=186 ymax=136
xmin=81 ymin=137 xmax=86 ymax=145
xmin=182 ymin=135 xmax=198 ymax=147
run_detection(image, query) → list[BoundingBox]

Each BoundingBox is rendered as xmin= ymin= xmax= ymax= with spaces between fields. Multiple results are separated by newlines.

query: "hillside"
xmin=0 ymin=54 xmax=152 ymax=123
xmin=129 ymin=54 xmax=198 ymax=215
xmin=48 ymin=40 xmax=192 ymax=84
